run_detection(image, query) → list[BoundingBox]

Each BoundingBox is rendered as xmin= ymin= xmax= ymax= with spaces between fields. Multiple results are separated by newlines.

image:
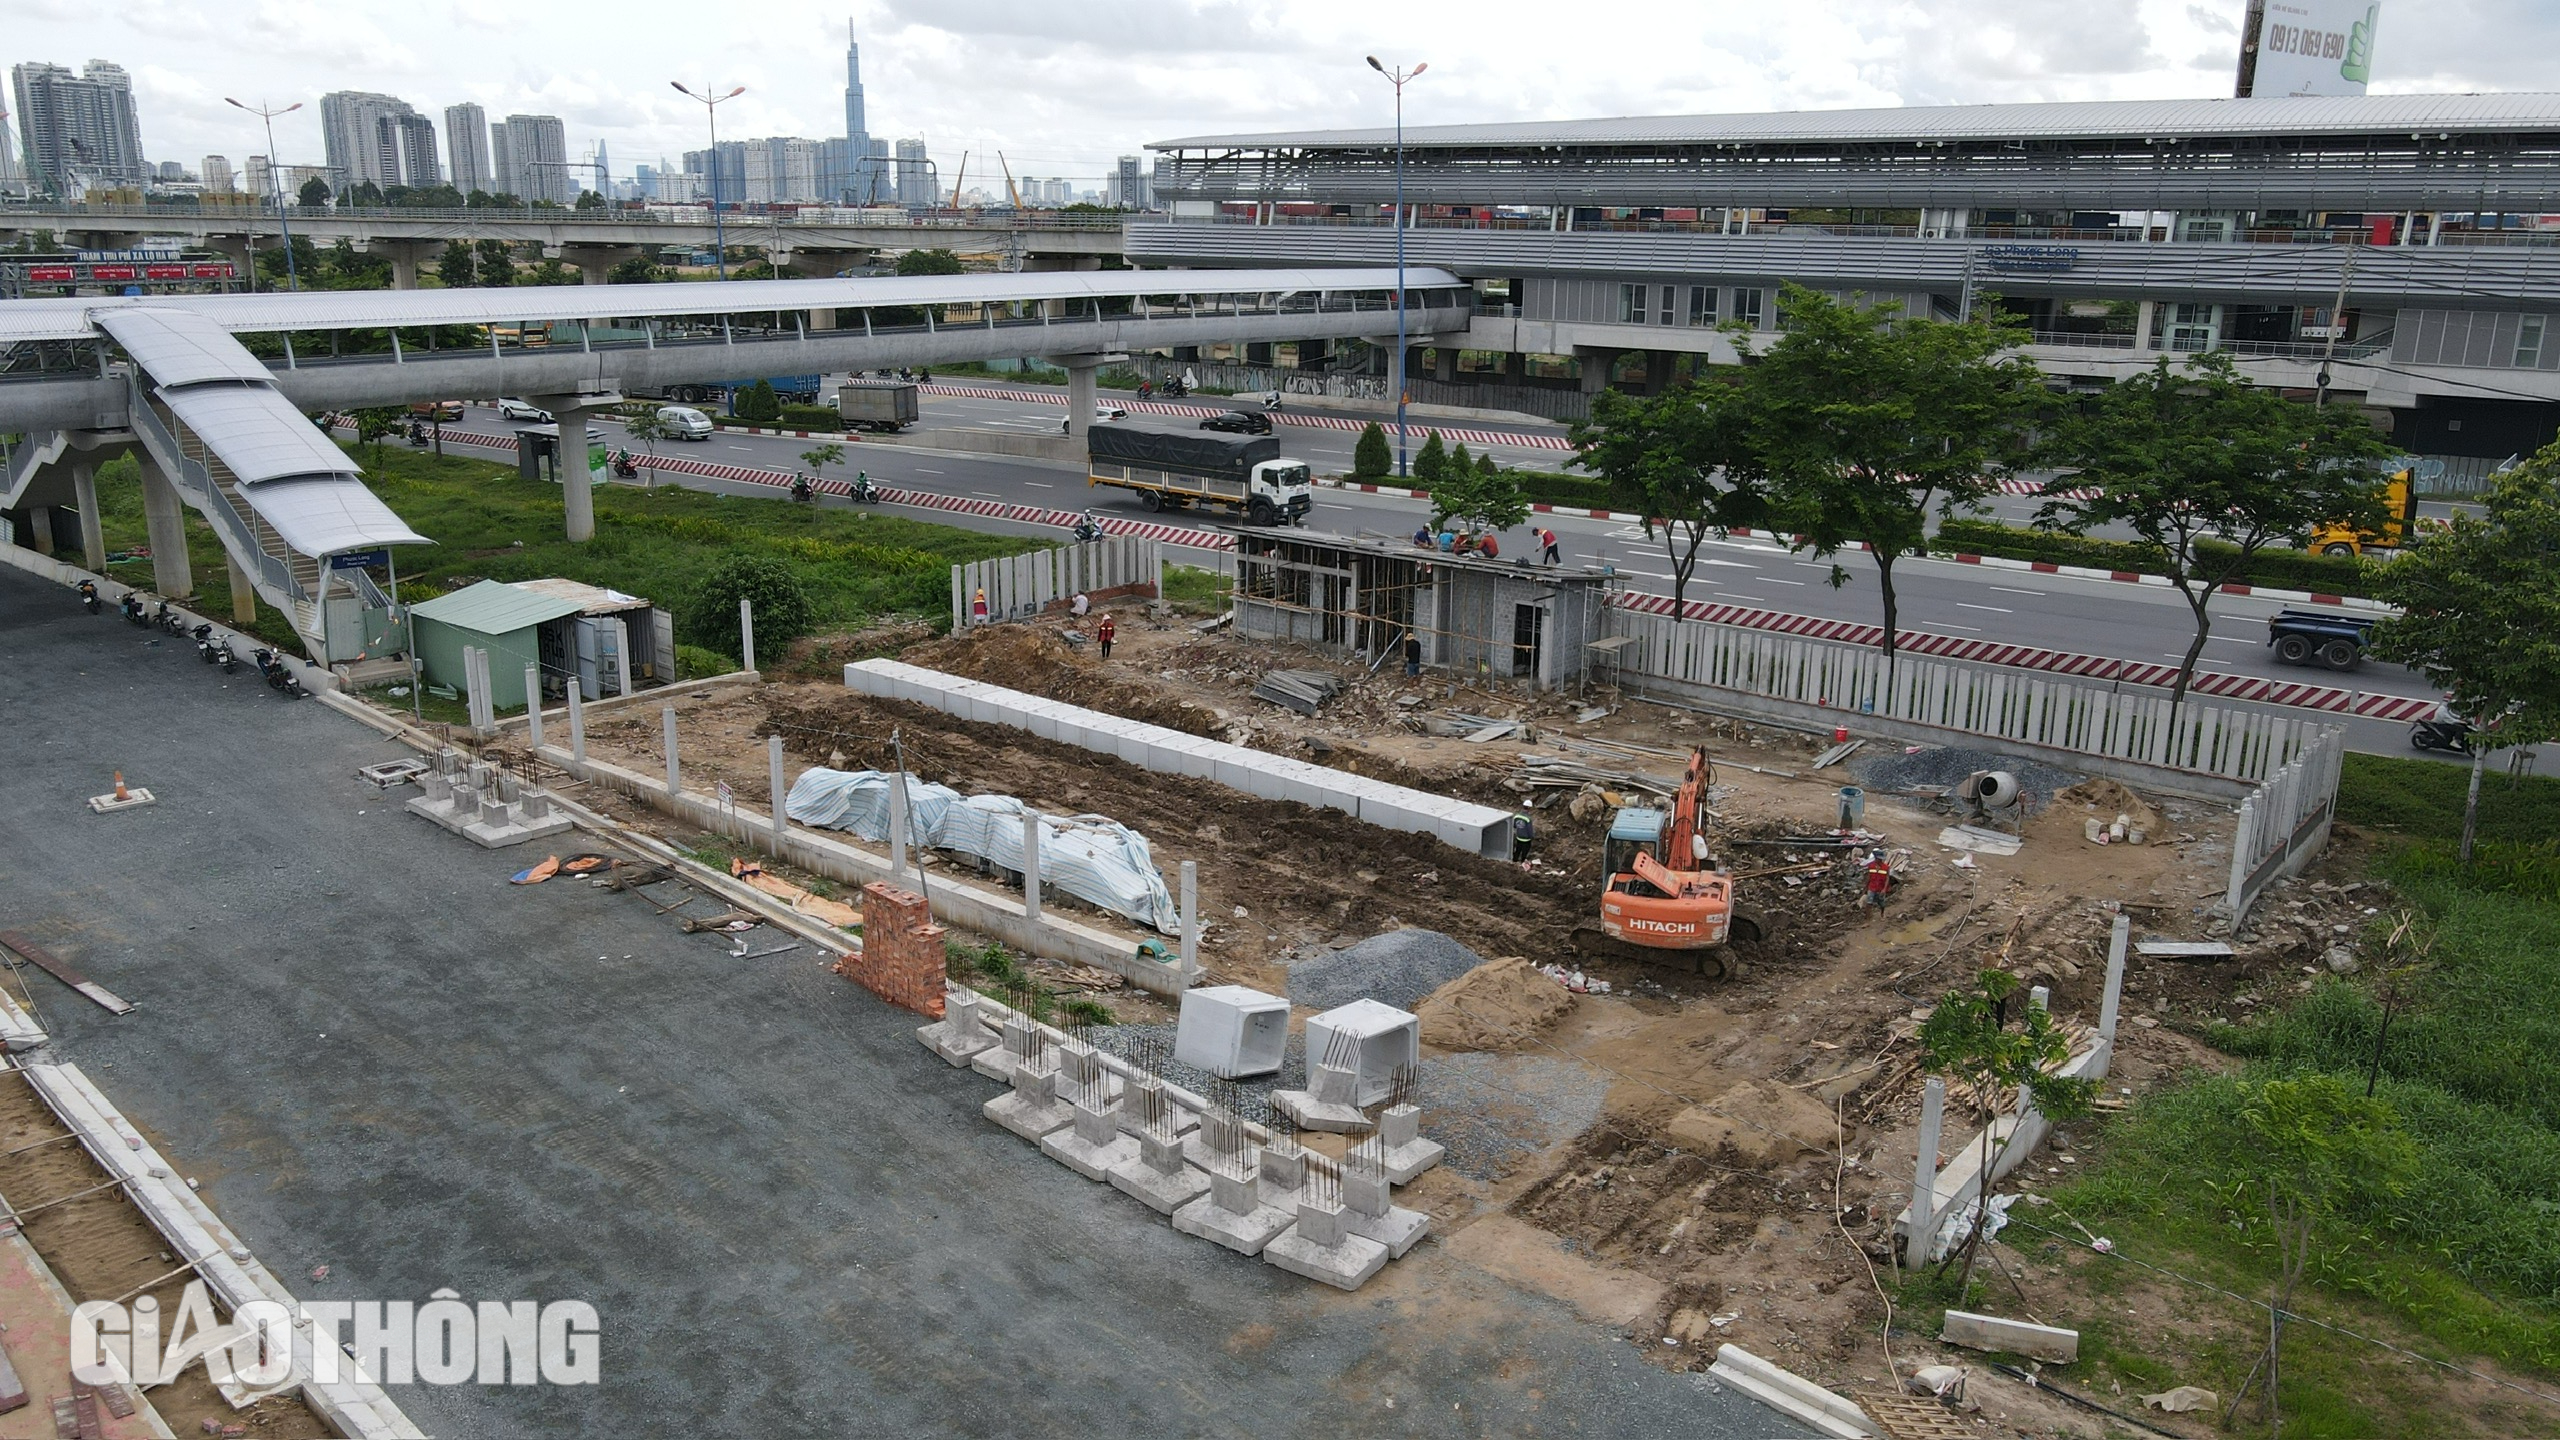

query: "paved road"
xmin=0 ymin=565 xmax=1804 ymax=1440
xmin=429 ymin=398 xmax=2444 ymax=713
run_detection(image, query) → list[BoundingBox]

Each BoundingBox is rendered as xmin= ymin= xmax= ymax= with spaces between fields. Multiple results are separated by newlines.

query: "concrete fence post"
xmin=2098 ymin=914 xmax=2130 ymax=1060
xmin=768 ymin=735 xmax=788 ymax=855
xmin=1908 ymin=1077 xmax=1945 ymax=1269
xmin=888 ymin=773 xmax=909 ymax=873
xmin=1179 ymin=860 xmax=1199 ymax=977
xmin=524 ymin=666 xmax=544 ymax=750
xmin=662 ymin=705 xmax=680 ymax=796
xmin=1021 ymin=811 xmax=1042 ymax=924
xmin=567 ymin=686 xmax=587 ymax=771
xmin=461 ymin=646 xmax=483 ymax=734
xmin=740 ymin=597 xmax=756 ymax=676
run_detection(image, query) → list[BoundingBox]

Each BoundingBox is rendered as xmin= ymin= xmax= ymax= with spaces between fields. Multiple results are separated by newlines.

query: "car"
xmin=407 ymin=399 xmax=465 ymax=422
xmin=1062 ymin=403 xmax=1128 ymax=433
xmin=496 ymin=397 xmax=551 ymax=423
xmin=1199 ymin=410 xmax=1272 ymax=435
xmin=655 ymin=405 xmax=715 ymax=440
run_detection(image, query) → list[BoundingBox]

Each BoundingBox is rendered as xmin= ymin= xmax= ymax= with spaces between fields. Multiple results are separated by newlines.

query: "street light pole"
xmin=225 ymin=98 xmax=303 ymax=292
xmin=1366 ymin=57 xmax=1426 ymax=479
xmin=672 ymin=82 xmax=746 ymax=280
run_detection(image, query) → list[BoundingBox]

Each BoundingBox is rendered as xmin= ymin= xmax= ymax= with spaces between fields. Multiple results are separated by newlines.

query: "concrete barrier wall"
xmin=845 ymin=658 xmax=1515 ymax=858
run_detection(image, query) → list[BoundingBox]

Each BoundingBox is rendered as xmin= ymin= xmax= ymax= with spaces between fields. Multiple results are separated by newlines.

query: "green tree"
xmin=684 ymin=554 xmax=814 ymax=652
xmin=894 ymin=247 xmax=965 ymax=277
xmin=800 ymin=441 xmax=846 ymax=494
xmin=622 ymin=409 xmax=673 ymax=486
xmin=574 ymin=189 xmax=605 ymax=210
xmin=435 ymin=239 xmax=475 ymax=289
xmin=1426 ymin=460 xmax=1530 ymax=533
xmin=521 ymin=258 xmax=575 ymax=288
xmin=473 ymin=239 xmax=516 ymax=287
xmin=2218 ymin=1076 xmax=2418 ymax=1436
xmin=2037 ymin=352 xmax=2395 ymax=707
xmin=255 ymin=236 xmax=320 ymax=290
xmin=1571 ymin=378 xmax=1768 ymax=611
xmin=1917 ymin=967 xmax=2098 ymax=1296
xmin=350 ymin=180 xmax=385 ymax=207
xmin=1741 ymin=283 xmax=2044 ymax=678
xmin=352 ymin=406 xmax=407 ymax=459
xmin=1352 ymin=422 xmax=1393 ymax=482
xmin=1449 ymin=441 xmax=1474 ymax=476
xmin=296 ymin=175 xmax=333 ymax=208
xmin=1412 ymin=430 xmax=1448 ymax=487
xmin=2369 ymin=456 xmax=2560 ymax=860
xmin=606 ymin=255 xmax=662 ymax=284
xmin=734 ymin=380 xmax=782 ymax=423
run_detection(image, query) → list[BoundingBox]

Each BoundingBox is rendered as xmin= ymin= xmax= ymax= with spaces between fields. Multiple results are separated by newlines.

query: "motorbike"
xmin=77 ymin=579 xmax=100 ymax=614
xmin=407 ymin=421 xmax=430 ymax=447
xmin=612 ymin=452 xmax=640 ymax=479
xmin=1071 ymin=513 xmax=1105 ymax=544
xmin=2410 ymin=712 xmax=2473 ymax=755
xmin=192 ymin=622 xmax=219 ymax=663
xmin=790 ymin=475 xmax=815 ymax=504
xmin=154 ymin=598 xmax=185 ymax=635
xmin=253 ymin=648 xmax=306 ymax=697
xmin=1264 ymin=390 xmax=1284 ymax=412
xmin=1162 ymin=377 xmax=1188 ymax=398
xmin=915 ymin=368 xmax=932 ymax=385
xmin=215 ymin=637 xmax=239 ymax=674
xmin=848 ymin=473 xmax=879 ymax=504
xmin=120 ymin=592 xmax=149 ymax=626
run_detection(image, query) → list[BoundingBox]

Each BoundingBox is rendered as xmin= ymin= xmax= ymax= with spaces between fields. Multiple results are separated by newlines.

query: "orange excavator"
xmin=1571 ymin=747 xmax=1764 ymax=979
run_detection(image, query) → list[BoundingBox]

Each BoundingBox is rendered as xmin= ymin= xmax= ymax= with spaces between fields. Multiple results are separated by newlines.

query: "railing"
xmin=1164 ymin=210 xmax=2560 ymax=248
xmin=2027 ymin=330 xmax=2140 ymax=350
xmin=0 ymin=201 xmax=1133 ymax=231
xmin=2227 ymin=728 xmax=2347 ymax=922
xmin=120 ymin=372 xmax=307 ymax=606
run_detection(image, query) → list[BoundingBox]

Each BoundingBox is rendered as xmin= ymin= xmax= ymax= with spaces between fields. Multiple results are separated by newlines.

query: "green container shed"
xmin=407 ymin=580 xmax=585 ymax=712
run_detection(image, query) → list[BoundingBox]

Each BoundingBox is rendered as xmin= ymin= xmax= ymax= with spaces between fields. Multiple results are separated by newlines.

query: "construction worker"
xmin=1070 ymin=591 xmax=1090 ymax=619
xmin=1404 ymin=633 xmax=1422 ymax=677
xmin=1510 ymin=813 xmax=1535 ymax=862
xmin=971 ymin=587 xmax=989 ymax=626
xmin=1538 ymin=525 xmax=1561 ymax=565
xmin=1861 ymin=849 xmax=1894 ymax=912
xmin=1097 ymin=613 xmax=1117 ymax=659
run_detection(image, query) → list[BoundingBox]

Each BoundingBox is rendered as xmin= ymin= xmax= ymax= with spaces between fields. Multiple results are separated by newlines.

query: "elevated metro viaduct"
xmin=0 ymin=205 xmax=1127 ymax=288
xmin=0 ymin=267 xmax=1468 ymax=664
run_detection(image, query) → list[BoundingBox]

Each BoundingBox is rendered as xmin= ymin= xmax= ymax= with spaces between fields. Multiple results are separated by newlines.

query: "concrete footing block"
xmin=920 ymin=991 xmax=998 ymax=1066
xmin=1379 ymin=1104 xmax=1445 ymax=1185
xmin=1706 ymin=1345 xmax=1880 ymax=1439
xmin=1172 ymin=1168 xmax=1293 ymax=1256
xmin=1109 ymin=1132 xmax=1211 ymax=1215
xmin=985 ymin=1065 xmax=1073 ymax=1141
xmin=1262 ymin=1199 xmax=1388 ymax=1291
xmin=1268 ymin=1088 xmax=1369 ymax=1133
xmin=1257 ymin=1140 xmax=1306 ymax=1208
xmin=1042 ymin=1100 xmax=1140 ymax=1180
xmin=1341 ymin=1172 xmax=1429 ymax=1259
xmin=1940 ymin=1310 xmax=2080 ymax=1364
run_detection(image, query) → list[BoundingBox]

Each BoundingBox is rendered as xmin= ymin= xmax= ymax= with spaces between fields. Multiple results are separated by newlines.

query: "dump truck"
xmin=1086 ymin=423 xmax=1312 ymax=525
xmin=836 ymin=379 xmax=920 ymax=433
xmin=2307 ymin=467 xmax=2421 ymax=557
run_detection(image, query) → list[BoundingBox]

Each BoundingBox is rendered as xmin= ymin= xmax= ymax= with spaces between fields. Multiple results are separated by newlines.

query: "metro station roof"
xmin=1154 ymin=91 xmax=2560 ymax=152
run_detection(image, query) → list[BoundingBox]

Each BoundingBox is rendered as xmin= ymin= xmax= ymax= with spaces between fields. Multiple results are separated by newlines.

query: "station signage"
xmin=1979 ymin=244 xmax=2081 ymax=274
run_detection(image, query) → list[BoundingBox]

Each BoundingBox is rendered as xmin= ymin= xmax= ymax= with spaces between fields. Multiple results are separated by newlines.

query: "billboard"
xmin=2241 ymin=0 xmax=2380 ymax=97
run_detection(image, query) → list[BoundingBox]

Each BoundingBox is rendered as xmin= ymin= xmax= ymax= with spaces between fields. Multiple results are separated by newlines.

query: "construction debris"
xmin=0 ymin=932 xmax=135 ymax=1016
xmin=1810 ymin=738 xmax=1865 ymax=770
xmin=1935 ymin=825 xmax=2023 ymax=856
xmin=1250 ymin=669 xmax=1342 ymax=715
xmin=2135 ymin=940 xmax=2234 ymax=961
xmin=729 ymin=858 xmax=863 ymax=929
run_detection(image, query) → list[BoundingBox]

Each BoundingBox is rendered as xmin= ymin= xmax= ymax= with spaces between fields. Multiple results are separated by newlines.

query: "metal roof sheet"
xmin=406 ymin=579 xmax=582 ymax=633
xmin=92 ymin=308 xmax=270 ymax=388
xmin=513 ymin=576 xmax=651 ymax=614
xmin=236 ymin=477 xmax=432 ymax=555
xmin=155 ymin=384 xmax=359 ymax=483
xmin=1153 ymin=91 xmax=2560 ymax=151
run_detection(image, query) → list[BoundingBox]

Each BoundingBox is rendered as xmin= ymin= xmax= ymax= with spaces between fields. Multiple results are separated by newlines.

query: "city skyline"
xmin=9 ymin=0 xmax=2550 ymax=202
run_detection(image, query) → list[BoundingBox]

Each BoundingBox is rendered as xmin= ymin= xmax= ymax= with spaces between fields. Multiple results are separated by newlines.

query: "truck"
xmin=2266 ymin=608 xmax=2376 ymax=671
xmin=837 ymin=379 xmax=920 ymax=433
xmin=1086 ymin=424 xmax=1313 ymax=525
xmin=633 ymin=375 xmax=823 ymax=408
xmin=2307 ymin=467 xmax=2421 ymax=557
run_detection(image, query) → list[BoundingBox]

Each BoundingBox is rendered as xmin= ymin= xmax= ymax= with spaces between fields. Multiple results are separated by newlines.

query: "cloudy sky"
xmin=8 ymin=0 xmax=2549 ymax=188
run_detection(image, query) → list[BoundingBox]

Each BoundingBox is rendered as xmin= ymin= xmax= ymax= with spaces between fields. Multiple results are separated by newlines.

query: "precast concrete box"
xmin=1175 ymin=985 xmax=1291 ymax=1079
xmin=1305 ymin=999 xmax=1421 ymax=1106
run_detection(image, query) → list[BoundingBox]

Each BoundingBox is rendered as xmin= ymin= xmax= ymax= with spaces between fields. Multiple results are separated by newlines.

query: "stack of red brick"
xmin=835 ymin=881 xmax=946 ymax=1018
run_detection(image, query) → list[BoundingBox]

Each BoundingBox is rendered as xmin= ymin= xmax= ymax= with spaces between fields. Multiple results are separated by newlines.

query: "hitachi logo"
xmin=1628 ymin=919 xmax=1696 ymax=934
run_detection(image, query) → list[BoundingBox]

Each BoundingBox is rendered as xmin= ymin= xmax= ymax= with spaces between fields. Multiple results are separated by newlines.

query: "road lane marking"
xmin=1764 ymin=577 xmax=1806 ymax=586
xmin=1988 ymin=585 xmax=2047 ymax=596
xmin=1023 ymin=481 xmax=1052 ymax=488
xmin=916 ymin=468 xmax=946 ymax=475
xmin=1721 ymin=594 xmax=1766 ymax=604
xmin=1957 ymin=602 xmax=2012 ymax=613
xmin=1937 ymin=623 xmax=1983 ymax=632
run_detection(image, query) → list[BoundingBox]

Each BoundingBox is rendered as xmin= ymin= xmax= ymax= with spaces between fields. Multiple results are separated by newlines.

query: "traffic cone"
xmin=112 ymin=772 xmax=129 ymax=802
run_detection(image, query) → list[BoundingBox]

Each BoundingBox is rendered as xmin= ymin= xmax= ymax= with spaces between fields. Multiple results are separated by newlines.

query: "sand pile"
xmin=2054 ymin=777 xmax=2164 ymax=839
xmin=1417 ymin=956 xmax=1577 ymax=1052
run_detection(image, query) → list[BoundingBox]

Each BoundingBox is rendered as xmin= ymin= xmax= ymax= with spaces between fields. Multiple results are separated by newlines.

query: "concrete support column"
xmin=136 ymin=453 xmax=193 ymax=597
xmin=389 ymin=250 xmax=421 ymax=291
xmin=541 ymin=401 xmax=598 ymax=542
xmin=1575 ymin=347 xmax=1619 ymax=396
xmin=1433 ymin=346 xmax=1458 ymax=383
xmin=1179 ymin=860 xmax=1199 ymax=977
xmin=768 ymin=735 xmax=789 ymax=855
xmin=72 ymin=462 xmax=105 ymax=572
xmin=2098 ymin=914 xmax=2130 ymax=1060
xmin=1021 ymin=811 xmax=1042 ymax=924
xmin=525 ymin=666 xmax=545 ymax=749
xmin=1907 ymin=1078 xmax=1945 ymax=1269
xmin=888 ymin=776 xmax=910 ymax=874
xmin=226 ymin=555 xmax=258 ymax=625
xmin=1645 ymin=350 xmax=1674 ymax=393
xmin=1053 ymin=355 xmax=1104 ymax=443
xmin=2133 ymin=299 xmax=2158 ymax=352
xmin=739 ymin=596 xmax=756 ymax=675
xmin=22 ymin=507 xmax=55 ymax=556
xmin=567 ymin=687 xmax=587 ymax=771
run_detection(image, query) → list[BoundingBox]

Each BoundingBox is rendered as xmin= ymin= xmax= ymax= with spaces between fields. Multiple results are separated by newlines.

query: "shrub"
xmin=776 ymin=403 xmax=843 ymax=432
xmin=673 ymin=643 xmax=738 ymax=679
xmin=683 ymin=553 xmax=813 ymax=652
xmin=1412 ymin=430 xmax=1449 ymax=485
xmin=1929 ymin=516 xmax=2375 ymax=597
xmin=1351 ymin=422 xmax=1392 ymax=480
xmin=733 ymin=380 xmax=782 ymax=423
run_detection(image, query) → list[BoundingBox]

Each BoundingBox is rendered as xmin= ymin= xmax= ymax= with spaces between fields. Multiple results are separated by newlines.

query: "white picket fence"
xmin=2226 ymin=726 xmax=2347 ymax=922
xmin=1608 ymin=609 xmax=2339 ymax=786
xmin=953 ymin=538 xmax=1163 ymax=628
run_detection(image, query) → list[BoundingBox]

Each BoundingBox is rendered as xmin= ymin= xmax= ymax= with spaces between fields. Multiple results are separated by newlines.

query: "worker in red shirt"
xmin=1861 ymin=849 xmax=1894 ymax=912
xmin=1538 ymin=526 xmax=1561 ymax=564
xmin=1097 ymin=613 xmax=1117 ymax=660
xmin=971 ymin=587 xmax=989 ymax=626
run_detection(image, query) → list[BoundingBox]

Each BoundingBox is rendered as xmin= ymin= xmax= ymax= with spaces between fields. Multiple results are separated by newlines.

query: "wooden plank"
xmin=0 ymin=934 xmax=133 ymax=1016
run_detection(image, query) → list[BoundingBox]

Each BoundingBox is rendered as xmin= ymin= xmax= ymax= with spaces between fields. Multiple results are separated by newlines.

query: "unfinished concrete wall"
xmin=840 ymin=883 xmax=947 ymax=1018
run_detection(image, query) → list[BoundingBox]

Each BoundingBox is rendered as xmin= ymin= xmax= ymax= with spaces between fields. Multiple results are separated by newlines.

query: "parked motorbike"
xmin=2410 ymin=711 xmax=2473 ymax=755
xmin=77 ymin=579 xmax=100 ymax=614
xmin=215 ymin=637 xmax=239 ymax=674
xmin=848 ymin=473 xmax=879 ymax=504
xmin=253 ymin=648 xmax=306 ymax=697
xmin=120 ymin=592 xmax=149 ymax=626
xmin=154 ymin=598 xmax=185 ymax=635
xmin=192 ymin=622 xmax=219 ymax=663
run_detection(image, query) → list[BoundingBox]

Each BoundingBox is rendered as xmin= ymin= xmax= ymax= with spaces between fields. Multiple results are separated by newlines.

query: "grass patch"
xmin=1159 ymin=564 xmax=1232 ymax=616
xmin=2337 ymin=751 xmax=2560 ymax=850
xmin=943 ymin=940 xmax=1116 ymax=1028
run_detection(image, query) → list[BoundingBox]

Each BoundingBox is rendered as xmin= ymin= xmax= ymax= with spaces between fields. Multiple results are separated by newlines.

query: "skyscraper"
xmin=843 ymin=19 xmax=867 ymax=143
xmin=201 ymin=155 xmax=233 ymax=193
xmin=894 ymin=138 xmax=932 ymax=207
xmin=376 ymin=112 xmax=440 ymax=188
xmin=445 ymin=102 xmax=490 ymax=194
xmin=321 ymin=91 xmax=426 ymax=188
xmin=591 ymin=138 xmax=610 ymax=200
xmin=244 ymin=155 xmax=272 ymax=201
xmin=1107 ymin=155 xmax=1149 ymax=210
xmin=11 ymin=60 xmax=148 ymax=194
xmin=492 ymin=114 xmax=570 ymax=203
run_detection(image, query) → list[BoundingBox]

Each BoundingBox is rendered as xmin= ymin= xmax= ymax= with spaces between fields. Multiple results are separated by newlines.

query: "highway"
xmin=400 ymin=385 xmax=2519 ymax=762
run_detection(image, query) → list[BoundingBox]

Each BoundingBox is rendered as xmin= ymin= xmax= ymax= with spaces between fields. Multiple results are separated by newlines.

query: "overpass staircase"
xmin=0 ymin=429 xmax=73 ymax=512
xmin=124 ymin=375 xmax=329 ymax=649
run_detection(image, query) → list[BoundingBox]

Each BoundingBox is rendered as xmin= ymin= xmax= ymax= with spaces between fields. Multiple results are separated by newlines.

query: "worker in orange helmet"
xmin=971 ymin=587 xmax=989 ymax=626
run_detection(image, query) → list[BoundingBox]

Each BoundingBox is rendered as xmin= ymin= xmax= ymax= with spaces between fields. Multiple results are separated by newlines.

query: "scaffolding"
xmin=1227 ymin=527 xmax=1616 ymax=691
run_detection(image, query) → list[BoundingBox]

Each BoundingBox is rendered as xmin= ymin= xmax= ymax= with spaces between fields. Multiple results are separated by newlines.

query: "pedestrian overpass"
xmin=0 ymin=266 xmax=1469 ymax=663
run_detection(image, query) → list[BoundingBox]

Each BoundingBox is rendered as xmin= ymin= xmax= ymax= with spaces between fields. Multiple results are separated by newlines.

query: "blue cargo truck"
xmin=635 ymin=375 xmax=822 ymax=408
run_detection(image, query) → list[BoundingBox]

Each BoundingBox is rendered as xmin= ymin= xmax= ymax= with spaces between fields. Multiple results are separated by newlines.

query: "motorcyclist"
xmin=849 ymin=470 xmax=876 ymax=501
xmin=791 ymin=474 xmax=814 ymax=503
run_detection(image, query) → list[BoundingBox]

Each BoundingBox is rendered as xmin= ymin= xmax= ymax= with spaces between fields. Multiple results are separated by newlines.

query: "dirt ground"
xmin=548 ymin=599 xmax=2518 ymax=1438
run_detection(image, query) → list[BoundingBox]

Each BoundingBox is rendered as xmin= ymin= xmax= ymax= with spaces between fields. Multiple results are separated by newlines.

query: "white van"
xmin=656 ymin=405 xmax=715 ymax=440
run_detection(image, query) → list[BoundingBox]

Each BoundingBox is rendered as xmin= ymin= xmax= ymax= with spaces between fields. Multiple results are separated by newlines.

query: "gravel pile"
xmin=1285 ymin=928 xmax=1490 ymax=1012
xmin=1088 ymin=1023 xmax=1305 ymax=1127
xmin=1853 ymin=745 xmax=2082 ymax=805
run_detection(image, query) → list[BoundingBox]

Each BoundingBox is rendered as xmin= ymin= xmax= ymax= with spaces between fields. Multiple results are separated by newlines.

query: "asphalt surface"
xmin=430 ymin=391 xmax=2447 ymax=712
xmin=0 ymin=564 xmax=1807 ymax=1440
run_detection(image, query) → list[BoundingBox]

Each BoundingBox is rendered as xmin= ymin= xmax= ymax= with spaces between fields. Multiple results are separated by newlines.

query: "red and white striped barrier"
xmin=1611 ymin=591 xmax=2434 ymax=721
xmin=919 ymin=382 xmax=1578 ymax=451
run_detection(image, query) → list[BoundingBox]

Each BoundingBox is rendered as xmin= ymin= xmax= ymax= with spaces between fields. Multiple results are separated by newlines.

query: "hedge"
xmin=776 ymin=403 xmax=844 ymax=433
xmin=1929 ymin=517 xmax=2377 ymax=598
